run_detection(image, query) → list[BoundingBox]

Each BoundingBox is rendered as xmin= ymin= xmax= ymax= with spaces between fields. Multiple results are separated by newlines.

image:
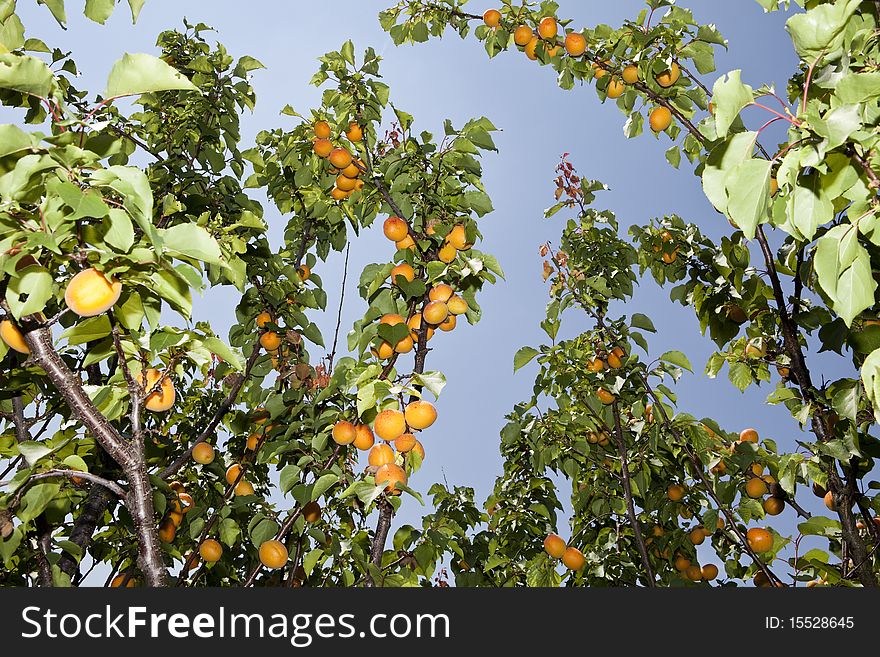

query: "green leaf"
xmin=18 ymin=483 xmax=61 ymax=522
xmin=60 ymin=315 xmax=111 ymax=345
xmin=513 ymin=346 xmax=539 ymax=372
xmin=201 ymin=337 xmax=244 ymax=371
xmin=785 ymin=0 xmax=860 ymax=60
xmin=787 ymin=172 xmax=833 ymax=241
xmin=219 ymin=517 xmax=241 ymax=547
xmin=814 ymin=225 xmax=876 ymax=327
xmin=724 ymin=157 xmax=771 ymax=239
xmin=702 ymin=132 xmax=757 ymax=214
xmin=0 ymin=53 xmax=57 ymax=97
xmin=659 ymin=350 xmax=692 ymax=372
xmin=127 ymin=0 xmax=145 ymax=22
xmin=861 ymin=348 xmax=880 ymax=423
xmin=411 ymin=371 xmax=446 ymax=398
xmin=162 ymin=223 xmax=222 ymax=264
xmin=104 ymin=53 xmax=198 ymax=98
xmin=84 ymin=0 xmax=114 ymax=24
xmin=102 ymin=208 xmax=134 ymax=252
xmin=5 ymin=265 xmax=53 ymax=319
xmin=797 ymin=516 xmax=841 ymax=538
xmin=712 ymin=70 xmax=753 ymax=138
xmin=18 ymin=441 xmax=52 ymax=466
xmin=630 ymin=313 xmax=656 ymax=332
xmin=311 ymin=473 xmax=338 ymax=501
xmin=37 ymin=0 xmax=67 ymax=26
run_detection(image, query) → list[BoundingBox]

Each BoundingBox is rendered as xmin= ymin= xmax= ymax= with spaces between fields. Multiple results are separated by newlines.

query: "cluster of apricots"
xmin=157 ymin=481 xmax=195 ymax=545
xmin=482 ymin=11 xmax=680 ymax=133
xmin=312 ymin=120 xmax=365 ymax=201
xmin=651 ymin=229 xmax=679 ymax=265
xmin=645 ymin=521 xmax=721 ymax=583
xmin=543 ymin=533 xmax=586 ymax=571
xmin=2 ymin=267 xmax=123 ymax=355
xmin=332 ymin=399 xmax=438 ymax=494
xmin=588 ymin=344 xmax=626 ymax=406
xmin=383 ymin=215 xmax=473 ymax=264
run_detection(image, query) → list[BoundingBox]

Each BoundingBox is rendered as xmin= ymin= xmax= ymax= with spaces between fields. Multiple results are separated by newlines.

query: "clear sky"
xmin=12 ymin=1 xmax=856 ymax=578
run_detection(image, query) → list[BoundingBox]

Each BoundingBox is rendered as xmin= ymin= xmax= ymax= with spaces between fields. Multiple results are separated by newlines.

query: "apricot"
xmin=394 ymin=433 xmax=417 ymax=453
xmin=302 ymin=501 xmax=321 ymax=523
xmin=763 ymin=497 xmax=785 ymax=516
xmin=259 ymin=540 xmax=289 ymax=569
xmin=561 ymin=546 xmax=585 ymax=570
xmin=447 ymin=225 xmax=469 ymax=250
xmin=673 ymin=555 xmax=691 ymax=572
xmin=383 ymin=216 xmax=409 ymax=242
xmin=407 ymin=314 xmax=435 ymax=342
xmin=376 ymin=463 xmax=407 ymax=494
xmin=438 ymin=242 xmax=457 ymax=263
xmin=405 ymin=400 xmax=437 ymax=430
xmin=447 ymin=296 xmax=469 ymax=316
xmin=256 ymin=311 xmax=272 ymax=328
xmin=685 ymin=565 xmax=703 ymax=581
xmin=167 ymin=511 xmax=183 ymax=528
xmin=770 ymin=178 xmax=778 ymax=197
xmin=689 ymin=528 xmax=705 ymax=545
xmin=396 ymin=235 xmax=416 ymax=251
xmin=332 ymin=420 xmax=357 ymax=445
xmin=537 ymin=17 xmax=557 ymax=40
xmin=225 ymin=464 xmax=243 ymax=485
xmin=423 ymin=300 xmax=449 ymax=325
xmin=661 ymin=250 xmax=677 ymax=264
xmin=247 ymin=433 xmax=261 ymax=451
xmin=313 ymin=139 xmax=333 ymax=158
xmin=336 ymin=174 xmax=357 ymax=192
xmin=65 ymin=268 xmax=122 ymax=317
xmin=411 ymin=439 xmax=425 ymax=460
xmin=649 ymin=106 xmax=672 ymax=132
xmin=606 ymin=78 xmax=625 ymax=99
xmin=353 ymin=424 xmax=375 ymax=450
xmin=439 ymin=314 xmax=457 ymax=332
xmin=655 ymin=62 xmax=680 ymax=87
xmin=596 ymin=388 xmax=616 ymax=405
xmin=394 ymin=334 xmax=414 ymax=354
xmin=524 ymin=36 xmax=539 ymax=60
xmin=701 ymin=564 xmax=719 ymax=581
xmin=380 ymin=313 xmax=405 ymax=326
xmin=372 ymin=341 xmax=395 ymax=360
xmin=739 ymin=428 xmax=759 ymax=443
xmin=179 ymin=492 xmax=194 ymax=513
xmin=192 ymin=442 xmax=215 ymax=465
xmin=513 ymin=25 xmax=533 ymax=46
xmin=589 ymin=358 xmax=605 ymax=373
xmin=823 ymin=490 xmax=835 ymax=510
xmin=667 ymin=484 xmax=685 ymax=501
xmin=0 ymin=319 xmax=29 ymax=354
xmin=745 ymin=478 xmax=768 ymax=499
xmin=328 ymin=148 xmax=352 ymax=170
xmin=199 ymin=538 xmax=223 ymax=563
xmin=158 ymin=518 xmax=176 ymax=543
xmin=483 ymin=9 xmax=501 ymax=27
xmin=606 ymin=352 xmax=623 ymax=369
xmin=429 ymin=283 xmax=455 ymax=302
xmin=750 ymin=463 xmax=764 ymax=476
xmin=314 ymin=121 xmax=331 ymax=139
xmin=110 ymin=574 xmax=136 ymax=588
xmin=622 ymin=65 xmax=639 ymax=84
xmin=544 ymin=533 xmax=566 ymax=559
xmin=346 ymin=122 xmax=362 ymax=142
xmin=564 ymin=32 xmax=587 ymax=57
xmin=391 ymin=263 xmax=415 ymax=284
xmin=141 ymin=368 xmax=175 ymax=412
xmin=260 ymin=331 xmax=282 ymax=352
xmin=753 ymin=571 xmax=772 ymax=587
xmin=747 ymin=527 xmax=773 ymax=553
xmin=745 ymin=341 xmax=766 ymax=359
xmin=330 ymin=187 xmax=348 ymax=201
xmin=235 ymin=479 xmax=255 ymax=496
xmin=342 ymin=162 xmax=361 ymax=178
xmin=375 ymin=409 xmax=407 ymax=441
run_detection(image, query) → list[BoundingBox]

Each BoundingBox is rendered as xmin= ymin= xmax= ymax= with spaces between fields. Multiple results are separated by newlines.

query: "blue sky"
xmin=14 ymin=1 xmax=857 ymax=579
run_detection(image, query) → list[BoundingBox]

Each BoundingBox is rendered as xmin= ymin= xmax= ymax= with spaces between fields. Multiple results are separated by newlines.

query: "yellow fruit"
xmin=342 ymin=162 xmax=361 ymax=178
xmin=745 ymin=477 xmax=768 ymax=499
xmin=411 ymin=439 xmax=425 ymax=460
xmin=667 ymin=484 xmax=685 ymax=501
xmin=447 ymin=296 xmax=468 ymax=316
xmin=622 ymin=64 xmax=639 ymax=84
xmin=739 ymin=428 xmax=759 ymax=443
xmin=158 ymin=519 xmax=176 ymax=543
xmin=141 ymin=368 xmax=175 ymax=412
xmin=649 ymin=106 xmax=672 ymax=132
xmin=0 ymin=320 xmax=29 ymax=354
xmin=674 ymin=555 xmax=691 ymax=572
xmin=336 ymin=174 xmax=357 ymax=192
xmin=439 ymin=314 xmax=457 ymax=332
xmin=824 ymin=490 xmax=835 ymax=511
xmin=368 ymin=443 xmax=395 ymax=467
xmin=314 ymin=139 xmax=333 ymax=157
xmin=606 ymin=352 xmax=622 ymax=369
xmin=447 ymin=224 xmax=469 ymax=250
xmin=199 ymin=539 xmax=223 ymax=563
xmin=525 ymin=36 xmax=539 ymax=61
xmin=110 ymin=574 xmax=136 ymax=588
xmin=514 ymin=25 xmax=533 ymax=47
xmin=192 ymin=442 xmax=215 ymax=465
xmin=256 ymin=311 xmax=272 ymax=328
xmin=394 ymin=334 xmax=414 ymax=354
xmin=689 ymin=528 xmax=705 ymax=545
xmin=396 ymin=235 xmax=416 ymax=251
xmin=332 ymin=420 xmax=357 ymax=445
xmin=225 ymin=464 xmax=243 ymax=486
xmin=405 ymin=400 xmax=437 ymax=430
xmin=394 ymin=433 xmax=417 ymax=453
xmin=374 ymin=409 xmax=406 ymax=441
xmin=298 ymin=266 xmax=311 ymax=282
xmin=544 ymin=533 xmax=566 ymax=559
xmin=372 ymin=341 xmax=395 ymax=360
xmin=235 ymin=479 xmax=255 ymax=496
xmin=685 ymin=564 xmax=703 ymax=581
xmin=314 ymin=121 xmax=331 ymax=139
xmin=597 ymin=388 xmax=615 ymax=405
xmin=383 ymin=217 xmax=409 ymax=242
xmin=655 ymin=62 xmax=681 ymax=87
xmin=259 ymin=540 xmax=288 ymax=569
xmin=438 ymin=242 xmax=457 ymax=263
xmin=606 ymin=78 xmax=625 ymax=99
xmin=376 ymin=463 xmax=407 ymax=494
xmin=260 ymin=332 xmax=282 ymax=352
xmin=483 ymin=9 xmax=501 ymax=27
xmin=537 ymin=16 xmax=558 ymax=40
xmin=390 ymin=263 xmax=415 ymax=284
xmin=564 ymin=32 xmax=587 ymax=57
xmin=407 ymin=314 xmax=435 ymax=342
xmin=770 ymin=178 xmax=779 ymax=197
xmin=330 ymin=187 xmax=348 ymax=201
xmin=562 ymin=546 xmax=585 ymax=570
xmin=65 ymin=268 xmax=122 ymax=317
xmin=429 ymin=284 xmax=455 ymax=302
xmin=747 ymin=527 xmax=773 ymax=553
xmin=345 ymin=122 xmax=362 ymax=142
xmin=328 ymin=148 xmax=352 ymax=169
xmin=353 ymin=424 xmax=375 ymax=451
xmin=302 ymin=501 xmax=321 ymax=523
xmin=423 ymin=300 xmax=449 ymax=325
xmin=763 ymin=497 xmax=785 ymax=516
xmin=701 ymin=564 xmax=719 ymax=581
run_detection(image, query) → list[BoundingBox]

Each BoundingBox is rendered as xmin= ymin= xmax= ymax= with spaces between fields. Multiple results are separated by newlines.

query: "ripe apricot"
xmin=429 ymin=283 xmax=455 ymax=302
xmin=483 ymin=9 xmax=501 ymax=27
xmin=667 ymin=484 xmax=685 ymax=501
xmin=661 ymin=250 xmax=677 ymax=264
xmin=447 ymin=296 xmax=468 ymax=316
xmin=745 ymin=478 xmax=768 ymax=499
xmin=544 ymin=533 xmax=566 ymax=559
xmin=374 ymin=409 xmax=406 ymax=441
xmin=302 ymin=501 xmax=321 ymax=523
xmin=346 ymin=122 xmax=363 ymax=142
xmin=225 ymin=464 xmax=243 ymax=485
xmin=332 ymin=420 xmax=357 ymax=445
xmin=753 ymin=571 xmax=772 ymax=587
xmin=538 ymin=17 xmax=558 ymax=40
xmin=689 ymin=528 xmax=705 ymax=545
xmin=260 ymin=331 xmax=282 ymax=352
xmin=674 ymin=555 xmax=691 ymax=572
xmin=513 ymin=25 xmax=533 ymax=46
xmin=353 ymin=424 xmax=375 ymax=450
xmin=405 ymin=400 xmax=437 ymax=430
xmin=235 ymin=479 xmax=255 ymax=496
xmin=606 ymin=352 xmax=623 ymax=369
xmin=141 ymin=368 xmax=175 ymax=412
xmin=314 ymin=121 xmax=331 ymax=139
xmin=167 ymin=511 xmax=183 ymax=528
xmin=701 ymin=564 xmax=719 ymax=581
xmin=747 ymin=527 xmax=773 ymax=553
xmin=655 ymin=62 xmax=680 ymax=88
xmin=763 ymin=497 xmax=785 ymax=516
xmin=247 ymin=433 xmax=262 ymax=451
xmin=328 ymin=148 xmax=352 ymax=169
xmin=411 ymin=439 xmax=425 ymax=460
xmin=380 ymin=313 xmax=405 ymax=326
xmin=336 ymin=174 xmax=357 ymax=192
xmin=589 ymin=358 xmax=605 ymax=373
xmin=391 ymin=263 xmax=415 ymax=284
xmin=745 ymin=341 xmax=767 ymax=359
xmin=770 ymin=178 xmax=778 ymax=197
xmin=383 ymin=216 xmax=409 ymax=241
xmin=564 ymin=32 xmax=586 ymax=57
xmin=110 ymin=574 xmax=136 ymax=588
xmin=438 ymin=242 xmax=457 ymax=263
xmin=376 ymin=463 xmax=407 ymax=494
xmin=685 ymin=564 xmax=703 ymax=581
xmin=199 ymin=538 xmax=223 ymax=563
xmin=256 ymin=311 xmax=272 ymax=328
xmin=396 ymin=235 xmax=416 ymax=251
xmin=342 ymin=162 xmax=361 ymax=179
xmin=524 ymin=36 xmax=539 ymax=61
xmin=596 ymin=388 xmax=616 ymax=405
xmin=313 ymin=139 xmax=333 ymax=158
xmin=372 ymin=341 xmax=395 ymax=360
xmin=65 ymin=268 xmax=122 ymax=317
xmin=179 ymin=492 xmax=194 ymax=513
xmin=561 ymin=546 xmax=585 ymax=570
xmin=423 ymin=300 xmax=449 ymax=325
xmin=259 ymin=540 xmax=289 ymax=570
xmin=330 ymin=187 xmax=348 ymax=201
xmin=395 ymin=433 xmax=417 ymax=453
xmin=622 ymin=64 xmax=639 ymax=84
xmin=439 ymin=314 xmax=457 ymax=332
xmin=606 ymin=78 xmax=625 ymax=99
xmin=0 ymin=320 xmax=29 ymax=354
xmin=394 ymin=334 xmax=414 ymax=354
xmin=447 ymin=224 xmax=469 ymax=250
xmin=823 ymin=490 xmax=835 ymax=510
xmin=739 ymin=428 xmax=759 ymax=443
xmin=649 ymin=106 xmax=672 ymax=132
xmin=192 ymin=442 xmax=215 ymax=465
xmin=158 ymin=518 xmax=176 ymax=543
xmin=407 ymin=314 xmax=435 ymax=342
